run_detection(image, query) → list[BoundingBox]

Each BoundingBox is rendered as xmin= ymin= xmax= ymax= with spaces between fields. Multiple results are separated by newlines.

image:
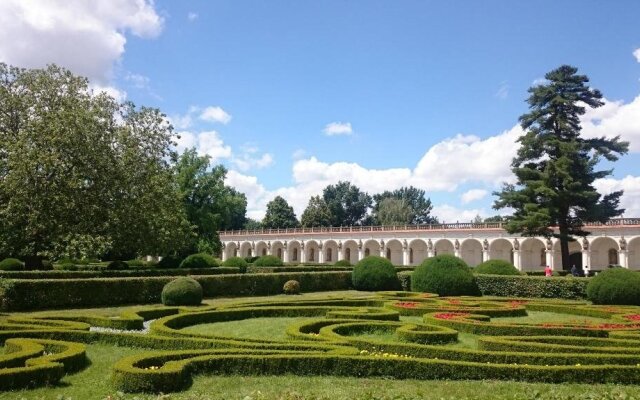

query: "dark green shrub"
xmin=475 ymin=274 xmax=587 ymax=299
xmin=253 ymin=255 xmax=284 ymax=267
xmin=283 ymin=280 xmax=301 ymax=295
xmin=222 ymin=257 xmax=248 ymax=268
xmin=244 ymin=256 xmax=260 ymax=264
xmin=0 ymin=258 xmax=23 ymax=271
xmin=587 ymin=268 xmax=640 ymax=305
xmin=411 ymin=255 xmax=479 ymax=296
xmin=126 ymin=259 xmax=145 ymax=267
xmin=55 ymin=262 xmax=79 ymax=271
xmin=157 ymin=255 xmax=183 ymax=269
xmin=106 ymin=260 xmax=129 ymax=270
xmin=474 ymin=260 xmax=520 ymax=276
xmin=179 ymin=253 xmax=218 ymax=269
xmin=351 ymin=256 xmax=400 ymax=291
xmin=334 ymin=259 xmax=352 ymax=267
xmin=161 ymin=277 xmax=203 ymax=306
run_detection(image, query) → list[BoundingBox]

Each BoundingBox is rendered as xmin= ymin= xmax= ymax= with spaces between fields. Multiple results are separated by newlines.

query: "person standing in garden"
xmin=544 ymin=265 xmax=553 ymax=277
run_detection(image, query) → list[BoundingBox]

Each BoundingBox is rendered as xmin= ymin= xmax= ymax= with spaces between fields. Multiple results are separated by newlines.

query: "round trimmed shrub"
xmin=161 ymin=277 xmax=203 ymax=306
xmin=0 ymin=258 xmax=24 ymax=271
xmin=106 ymin=260 xmax=129 ymax=270
xmin=334 ymin=259 xmax=352 ymax=267
xmin=222 ymin=256 xmax=248 ymax=268
xmin=179 ymin=253 xmax=219 ymax=269
xmin=474 ymin=260 xmax=520 ymax=276
xmin=253 ymin=255 xmax=284 ymax=267
xmin=157 ymin=255 xmax=183 ymax=269
xmin=283 ymin=280 xmax=301 ymax=295
xmin=411 ymin=254 xmax=480 ymax=296
xmin=351 ymin=256 xmax=400 ymax=291
xmin=587 ymin=268 xmax=640 ymax=305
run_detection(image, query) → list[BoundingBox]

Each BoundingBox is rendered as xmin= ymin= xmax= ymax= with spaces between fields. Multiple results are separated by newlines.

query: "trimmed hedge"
xmin=180 ymin=253 xmax=219 ymax=269
xmin=161 ymin=277 xmax=203 ymax=306
xmin=0 ymin=258 xmax=23 ymax=271
xmin=411 ymin=255 xmax=479 ymax=296
xmin=474 ymin=260 xmax=520 ymax=276
xmin=106 ymin=260 xmax=129 ymax=270
xmin=0 ymin=271 xmax=353 ymax=311
xmin=333 ymin=259 xmax=352 ymax=267
xmin=157 ymin=255 xmax=183 ymax=269
xmin=586 ymin=268 xmax=640 ymax=305
xmin=221 ymin=257 xmax=248 ymax=268
xmin=475 ymin=274 xmax=588 ymax=299
xmin=283 ymin=280 xmax=300 ymax=295
xmin=0 ymin=267 xmax=240 ymax=280
xmin=253 ymin=255 xmax=284 ymax=267
xmin=351 ymin=256 xmax=400 ymax=291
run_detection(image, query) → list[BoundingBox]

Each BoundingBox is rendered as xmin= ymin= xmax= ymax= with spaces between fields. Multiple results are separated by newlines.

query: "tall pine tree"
xmin=494 ymin=65 xmax=628 ymax=270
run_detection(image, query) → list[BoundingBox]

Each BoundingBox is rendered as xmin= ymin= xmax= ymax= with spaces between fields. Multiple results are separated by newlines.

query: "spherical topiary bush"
xmin=222 ymin=256 xmax=249 ymax=268
xmin=334 ymin=259 xmax=352 ymax=267
xmin=253 ymin=255 xmax=284 ymax=267
xmin=161 ymin=277 xmax=203 ymax=306
xmin=179 ymin=253 xmax=219 ymax=269
xmin=474 ymin=259 xmax=520 ymax=276
xmin=352 ymin=256 xmax=400 ymax=291
xmin=283 ymin=280 xmax=301 ymax=295
xmin=587 ymin=268 xmax=640 ymax=305
xmin=0 ymin=258 xmax=24 ymax=271
xmin=106 ymin=260 xmax=129 ymax=270
xmin=157 ymin=255 xmax=183 ymax=269
xmin=411 ymin=254 xmax=480 ymax=296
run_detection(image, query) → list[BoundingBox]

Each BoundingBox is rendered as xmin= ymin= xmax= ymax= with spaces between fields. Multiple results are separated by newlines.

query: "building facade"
xmin=219 ymin=218 xmax=640 ymax=272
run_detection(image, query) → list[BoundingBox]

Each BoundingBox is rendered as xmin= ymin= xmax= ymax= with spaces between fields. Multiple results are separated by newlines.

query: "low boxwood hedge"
xmin=586 ymin=268 xmax=640 ymax=305
xmin=180 ymin=253 xmax=219 ymax=269
xmin=475 ymin=274 xmax=588 ymax=299
xmin=351 ymin=256 xmax=400 ymax=291
xmin=411 ymin=255 xmax=479 ymax=296
xmin=0 ymin=258 xmax=24 ymax=271
xmin=253 ymin=255 xmax=284 ymax=267
xmin=474 ymin=260 xmax=520 ymax=275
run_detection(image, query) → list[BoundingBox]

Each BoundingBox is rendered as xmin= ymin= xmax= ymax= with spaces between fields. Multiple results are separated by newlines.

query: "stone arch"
xmin=343 ymin=240 xmax=359 ymax=265
xmin=364 ymin=239 xmax=381 ymax=258
xmin=552 ymin=239 xmax=582 ymax=270
xmin=306 ymin=240 xmax=320 ymax=263
xmin=385 ymin=239 xmax=403 ymax=265
xmin=324 ymin=240 xmax=339 ymax=264
xmin=240 ymin=241 xmax=253 ymax=258
xmin=272 ymin=241 xmax=284 ymax=261
xmin=434 ymin=239 xmax=454 ymax=256
xmin=590 ymin=237 xmax=619 ymax=268
xmin=519 ymin=238 xmax=546 ymax=271
xmin=628 ymin=237 xmax=640 ymax=270
xmin=255 ymin=241 xmax=268 ymax=257
xmin=489 ymin=238 xmax=513 ymax=263
xmin=224 ymin=242 xmax=238 ymax=260
xmin=288 ymin=240 xmax=301 ymax=264
xmin=460 ymin=238 xmax=482 ymax=267
xmin=409 ymin=239 xmax=428 ymax=266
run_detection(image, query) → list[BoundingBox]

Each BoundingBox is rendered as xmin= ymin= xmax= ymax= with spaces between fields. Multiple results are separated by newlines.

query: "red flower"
xmin=434 ymin=312 xmax=470 ymax=320
xmin=395 ymin=302 xmax=419 ymax=309
xmin=624 ymin=314 xmax=640 ymax=321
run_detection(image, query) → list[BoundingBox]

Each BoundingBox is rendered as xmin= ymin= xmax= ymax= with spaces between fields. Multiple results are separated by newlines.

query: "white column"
xmin=283 ymin=245 xmax=289 ymax=263
xmin=513 ymin=250 xmax=521 ymax=271
xmin=402 ymin=248 xmax=409 ymax=266
xmin=318 ymin=244 xmax=325 ymax=264
xmin=545 ymin=250 xmax=554 ymax=270
xmin=454 ymin=248 xmax=461 ymax=258
xmin=482 ymin=250 xmax=490 ymax=262
xmin=221 ymin=244 xmax=227 ymax=262
xmin=267 ymin=243 xmax=272 ymax=256
xmin=300 ymin=247 xmax=306 ymax=264
xmin=357 ymin=248 xmax=363 ymax=261
xmin=428 ymin=249 xmax=435 ymax=258
xmin=582 ymin=250 xmax=591 ymax=270
xmin=337 ymin=244 xmax=344 ymax=261
xmin=620 ymin=250 xmax=629 ymax=268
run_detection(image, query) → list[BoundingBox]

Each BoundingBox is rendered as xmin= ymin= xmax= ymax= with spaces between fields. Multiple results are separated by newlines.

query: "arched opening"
xmin=255 ymin=241 xmax=268 ymax=258
xmin=343 ymin=240 xmax=359 ymax=264
xmin=277 ymin=248 xmax=282 ymax=259
xmin=293 ymin=248 xmax=298 ymax=262
xmin=520 ymin=238 xmax=546 ymax=271
xmin=385 ymin=240 xmax=403 ymax=265
xmin=489 ymin=238 xmax=513 ymax=263
xmin=434 ymin=239 xmax=454 ymax=256
xmin=364 ymin=240 xmax=381 ymax=259
xmin=409 ymin=239 xmax=428 ymax=266
xmin=309 ymin=248 xmax=315 ymax=262
xmin=609 ymin=249 xmax=619 ymax=265
xmin=271 ymin=241 xmax=284 ymax=261
xmin=460 ymin=239 xmax=482 ymax=267
xmin=345 ymin=248 xmax=351 ymax=261
xmin=365 ymin=248 xmax=370 ymax=257
xmin=326 ymin=248 xmax=333 ymax=262
xmin=240 ymin=242 xmax=253 ymax=259
xmin=628 ymin=237 xmax=640 ymax=270
xmin=552 ymin=239 xmax=582 ymax=271
xmin=386 ymin=248 xmax=391 ymax=260
xmin=305 ymin=240 xmax=319 ymax=263
xmin=224 ymin=242 xmax=238 ymax=260
xmin=590 ymin=237 xmax=619 ymax=269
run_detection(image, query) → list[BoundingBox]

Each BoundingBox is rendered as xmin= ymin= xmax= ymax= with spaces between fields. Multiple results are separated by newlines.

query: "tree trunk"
xmin=558 ymin=223 xmax=570 ymax=271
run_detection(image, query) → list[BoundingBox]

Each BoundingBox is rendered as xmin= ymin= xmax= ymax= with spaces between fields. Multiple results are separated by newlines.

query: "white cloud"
xmin=495 ymin=81 xmax=509 ymax=99
xmin=292 ymin=149 xmax=307 ymax=159
xmin=0 ymin=0 xmax=163 ymax=83
xmin=200 ymin=106 xmax=232 ymax=124
xmin=198 ymin=131 xmax=232 ymax=161
xmin=581 ymin=96 xmax=640 ymax=152
xmin=634 ymin=48 xmax=640 ymax=63
xmin=232 ymin=153 xmax=274 ymax=172
xmin=594 ymin=175 xmax=640 ymax=218
xmin=323 ymin=122 xmax=353 ymax=136
xmin=187 ymin=12 xmax=198 ymax=21
xmin=432 ymin=204 xmax=486 ymax=223
xmin=225 ymin=170 xmax=269 ymax=220
xmin=89 ymin=83 xmax=127 ymax=103
xmin=461 ymin=189 xmax=488 ymax=204
xmin=124 ymin=71 xmax=150 ymax=89
xmin=532 ymin=78 xmax=547 ymax=86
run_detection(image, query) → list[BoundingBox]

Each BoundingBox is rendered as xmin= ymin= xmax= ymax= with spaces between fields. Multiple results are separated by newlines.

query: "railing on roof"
xmin=218 ymin=218 xmax=640 ymax=236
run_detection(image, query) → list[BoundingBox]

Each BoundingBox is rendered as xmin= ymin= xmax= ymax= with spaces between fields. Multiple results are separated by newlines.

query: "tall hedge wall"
xmin=474 ymin=274 xmax=588 ymax=299
xmin=0 ymin=271 xmax=352 ymax=311
xmin=0 ymin=267 xmax=240 ymax=280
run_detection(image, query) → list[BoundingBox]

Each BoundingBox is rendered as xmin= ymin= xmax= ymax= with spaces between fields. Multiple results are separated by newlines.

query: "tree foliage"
xmin=300 ymin=195 xmax=333 ymax=227
xmin=494 ymin=65 xmax=628 ymax=270
xmin=376 ymin=198 xmax=413 ymax=226
xmin=322 ymin=181 xmax=372 ymax=226
xmin=373 ymin=186 xmax=437 ymax=225
xmin=262 ymin=196 xmax=299 ymax=229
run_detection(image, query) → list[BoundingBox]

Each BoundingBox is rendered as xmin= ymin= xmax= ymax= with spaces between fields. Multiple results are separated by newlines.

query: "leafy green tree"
xmin=0 ymin=63 xmax=191 ymax=261
xmin=300 ymin=196 xmax=332 ymax=227
xmin=376 ymin=198 xmax=413 ymax=226
xmin=494 ymin=65 xmax=628 ymax=270
xmin=244 ymin=218 xmax=262 ymax=230
xmin=323 ymin=181 xmax=372 ymax=226
xmin=372 ymin=186 xmax=437 ymax=225
xmin=484 ymin=215 xmax=507 ymax=223
xmin=262 ymin=196 xmax=299 ymax=229
xmin=175 ymin=148 xmax=247 ymax=254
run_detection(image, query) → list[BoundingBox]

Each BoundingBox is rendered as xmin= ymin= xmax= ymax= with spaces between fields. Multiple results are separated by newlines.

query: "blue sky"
xmin=1 ymin=1 xmax=640 ymax=221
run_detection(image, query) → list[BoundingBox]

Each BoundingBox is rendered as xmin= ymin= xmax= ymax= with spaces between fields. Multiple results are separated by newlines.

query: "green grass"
xmin=181 ymin=317 xmax=312 ymax=341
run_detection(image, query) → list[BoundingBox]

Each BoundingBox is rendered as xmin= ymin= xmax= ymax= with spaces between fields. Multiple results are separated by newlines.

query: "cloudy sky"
xmin=1 ymin=0 xmax=639 ymax=221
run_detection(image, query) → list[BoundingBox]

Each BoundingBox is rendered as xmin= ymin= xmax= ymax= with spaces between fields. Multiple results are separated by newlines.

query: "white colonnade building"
xmin=219 ymin=218 xmax=640 ymax=272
